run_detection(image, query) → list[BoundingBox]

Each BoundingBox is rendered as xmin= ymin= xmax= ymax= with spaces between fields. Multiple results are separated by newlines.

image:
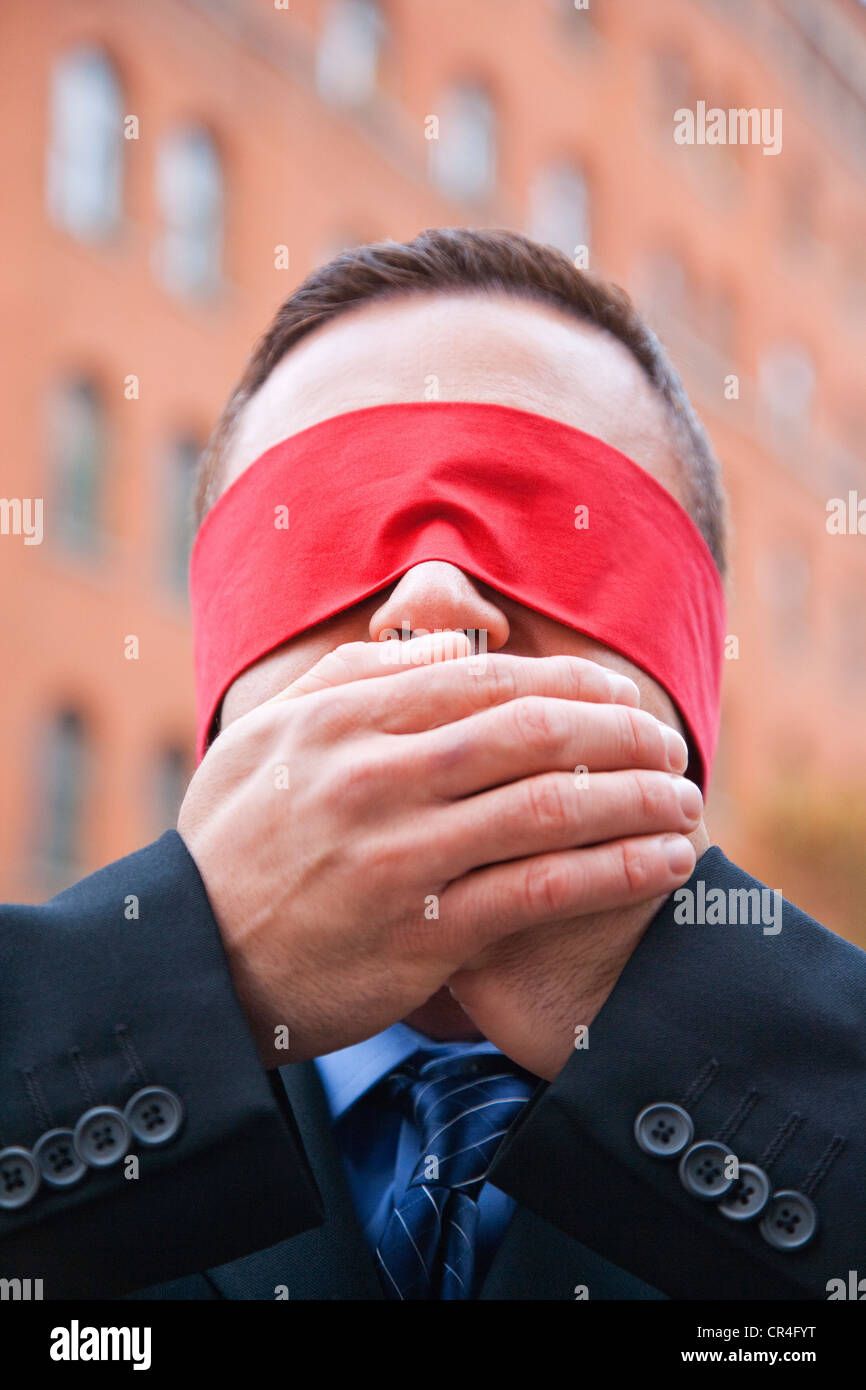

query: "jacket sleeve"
xmin=0 ymin=830 xmax=323 ymax=1298
xmin=488 ymin=846 xmax=866 ymax=1300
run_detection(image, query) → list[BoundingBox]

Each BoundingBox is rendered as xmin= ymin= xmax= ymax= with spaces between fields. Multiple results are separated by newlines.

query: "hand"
xmin=447 ymin=788 xmax=704 ymax=1082
xmin=178 ymin=634 xmax=695 ymax=1067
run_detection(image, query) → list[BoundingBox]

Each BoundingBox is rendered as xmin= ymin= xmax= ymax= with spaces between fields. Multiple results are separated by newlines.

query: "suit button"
xmin=759 ymin=1189 xmax=818 ymax=1250
xmin=634 ymin=1102 xmax=694 ymax=1157
xmin=73 ymin=1106 xmax=131 ymax=1168
xmin=33 ymin=1128 xmax=87 ymax=1189
xmin=0 ymin=1146 xmax=40 ymax=1209
xmin=124 ymin=1086 xmax=184 ymax=1147
xmin=718 ymin=1162 xmax=770 ymax=1221
xmin=678 ymin=1140 xmax=735 ymax=1199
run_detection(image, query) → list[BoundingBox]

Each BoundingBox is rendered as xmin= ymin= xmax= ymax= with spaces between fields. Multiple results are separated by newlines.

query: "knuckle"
xmin=526 ymin=775 xmax=569 ymax=833
xmin=331 ymin=745 xmax=385 ymax=806
xmin=614 ymin=705 xmax=646 ymax=766
xmin=314 ymin=686 xmax=361 ymax=737
xmin=322 ymin=641 xmax=368 ymax=680
xmin=619 ymin=840 xmax=656 ymax=897
xmin=483 ymin=655 xmax=519 ymax=706
xmin=523 ymin=856 xmax=570 ymax=917
xmin=510 ymin=694 xmax=559 ymax=751
xmin=631 ymin=770 xmax=668 ymax=822
xmin=561 ymin=654 xmax=606 ymax=698
xmin=288 ymin=643 xmax=370 ymax=706
xmin=422 ymin=727 xmax=471 ymax=778
xmin=353 ymin=831 xmax=400 ymax=884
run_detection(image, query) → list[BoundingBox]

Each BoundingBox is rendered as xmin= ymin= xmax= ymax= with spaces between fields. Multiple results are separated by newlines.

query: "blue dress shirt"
xmin=313 ymin=1022 xmax=519 ymax=1295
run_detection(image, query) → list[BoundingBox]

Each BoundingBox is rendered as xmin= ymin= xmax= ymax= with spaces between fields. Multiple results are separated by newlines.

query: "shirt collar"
xmin=313 ymin=1021 xmax=503 ymax=1122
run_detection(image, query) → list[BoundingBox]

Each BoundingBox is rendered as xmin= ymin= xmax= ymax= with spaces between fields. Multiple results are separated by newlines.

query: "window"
xmin=316 ymin=0 xmax=385 ymax=107
xmin=529 ymin=163 xmax=590 ymax=261
xmin=152 ymin=745 xmax=190 ymax=832
xmin=48 ymin=378 xmax=105 ymax=555
xmin=429 ymin=83 xmax=497 ymax=203
xmin=36 ymin=709 xmax=89 ymax=882
xmin=155 ymin=127 xmax=222 ymax=299
xmin=758 ymin=343 xmax=815 ymax=450
xmin=164 ymin=436 xmax=200 ymax=597
xmin=46 ymin=45 xmax=123 ymax=240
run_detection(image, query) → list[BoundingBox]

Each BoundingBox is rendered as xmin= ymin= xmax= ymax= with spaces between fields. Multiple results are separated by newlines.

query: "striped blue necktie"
xmin=375 ymin=1051 xmax=537 ymax=1300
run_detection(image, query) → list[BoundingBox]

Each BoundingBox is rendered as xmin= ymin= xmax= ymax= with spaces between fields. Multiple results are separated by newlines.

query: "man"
xmin=1 ymin=228 xmax=863 ymax=1300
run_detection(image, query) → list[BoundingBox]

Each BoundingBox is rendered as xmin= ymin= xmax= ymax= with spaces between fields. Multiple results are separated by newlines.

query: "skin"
xmin=179 ymin=291 xmax=711 ymax=1080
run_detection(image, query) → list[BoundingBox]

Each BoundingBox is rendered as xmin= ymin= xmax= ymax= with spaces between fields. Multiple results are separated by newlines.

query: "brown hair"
xmin=197 ymin=227 xmax=727 ymax=574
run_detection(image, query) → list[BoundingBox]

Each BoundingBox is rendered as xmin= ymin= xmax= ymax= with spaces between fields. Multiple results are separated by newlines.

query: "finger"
xmin=431 ymin=770 xmax=702 ymax=879
xmin=412 ymin=696 xmax=687 ymax=799
xmin=267 ymin=630 xmax=473 ymax=703
xmin=441 ymin=832 xmax=697 ymax=952
xmin=285 ymin=649 xmax=640 ymax=740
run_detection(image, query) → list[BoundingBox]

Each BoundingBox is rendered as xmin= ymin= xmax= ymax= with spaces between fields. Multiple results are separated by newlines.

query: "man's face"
xmin=217 ymin=290 xmax=689 ymax=740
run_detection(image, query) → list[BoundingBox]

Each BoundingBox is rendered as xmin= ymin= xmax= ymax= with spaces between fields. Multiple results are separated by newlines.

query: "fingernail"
xmin=663 ymin=726 xmax=689 ymax=773
xmin=673 ymin=776 xmax=703 ymax=822
xmin=663 ymin=834 xmax=695 ymax=875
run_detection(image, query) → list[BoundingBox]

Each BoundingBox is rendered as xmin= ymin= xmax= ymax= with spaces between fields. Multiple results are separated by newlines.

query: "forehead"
xmin=222 ymin=290 xmax=682 ymax=500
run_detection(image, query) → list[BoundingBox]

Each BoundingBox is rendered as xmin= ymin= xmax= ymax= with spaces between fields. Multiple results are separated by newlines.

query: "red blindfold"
xmin=190 ymin=402 xmax=726 ymax=791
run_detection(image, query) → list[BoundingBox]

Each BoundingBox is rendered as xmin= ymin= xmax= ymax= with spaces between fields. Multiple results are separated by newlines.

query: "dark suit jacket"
xmin=1 ymin=833 xmax=863 ymax=1299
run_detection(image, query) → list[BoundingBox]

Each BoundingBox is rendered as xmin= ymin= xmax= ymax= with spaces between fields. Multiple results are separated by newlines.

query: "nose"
xmin=368 ymin=561 xmax=510 ymax=651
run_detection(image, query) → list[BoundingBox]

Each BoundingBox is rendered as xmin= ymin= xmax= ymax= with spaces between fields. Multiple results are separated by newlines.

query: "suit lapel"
xmin=207 ymin=1061 xmax=384 ymax=1300
xmin=204 ymin=1062 xmax=664 ymax=1301
xmin=480 ymin=1202 xmax=666 ymax=1300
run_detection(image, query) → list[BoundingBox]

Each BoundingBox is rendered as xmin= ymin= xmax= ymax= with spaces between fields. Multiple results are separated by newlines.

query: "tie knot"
xmin=390 ymin=1051 xmax=537 ymax=1198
